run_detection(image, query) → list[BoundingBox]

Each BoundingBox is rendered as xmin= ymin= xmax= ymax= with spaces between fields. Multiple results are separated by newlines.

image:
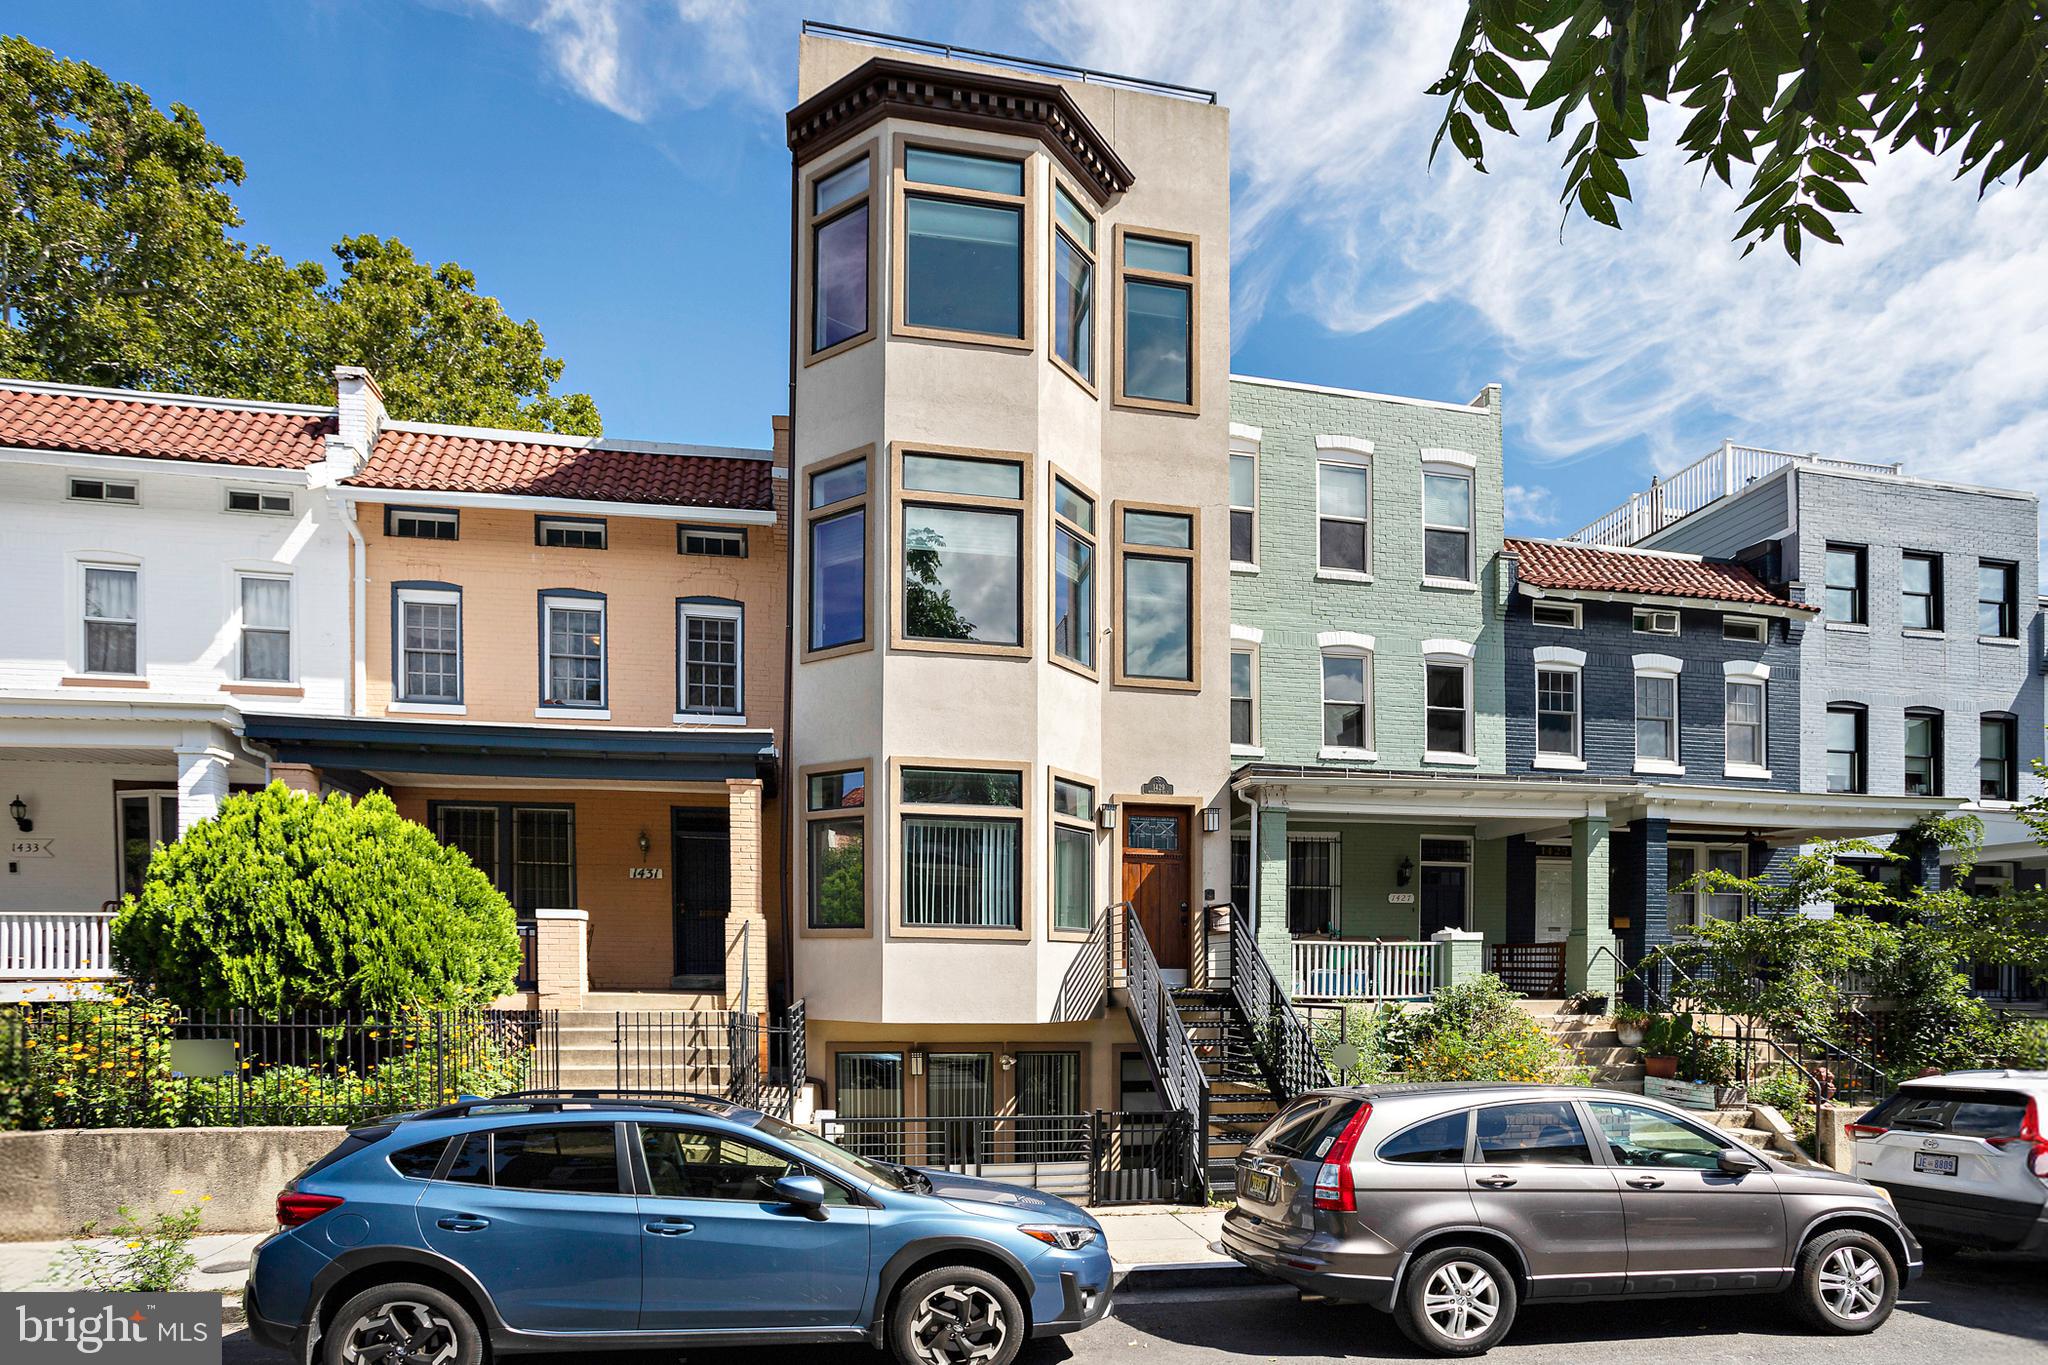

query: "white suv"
xmin=1850 ymin=1070 xmax=2048 ymax=1257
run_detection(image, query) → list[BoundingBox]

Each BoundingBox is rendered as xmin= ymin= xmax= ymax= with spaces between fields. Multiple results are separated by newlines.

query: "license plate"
xmin=1241 ymin=1169 xmax=1276 ymax=1202
xmin=1913 ymin=1151 xmax=1959 ymax=1176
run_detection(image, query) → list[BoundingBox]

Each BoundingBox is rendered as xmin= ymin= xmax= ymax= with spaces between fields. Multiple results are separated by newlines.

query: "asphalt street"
xmin=222 ymin=1251 xmax=2048 ymax=1365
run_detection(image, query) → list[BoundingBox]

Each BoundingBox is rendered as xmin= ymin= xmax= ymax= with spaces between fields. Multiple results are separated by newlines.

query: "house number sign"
xmin=9 ymin=839 xmax=53 ymax=859
xmin=627 ymin=867 xmax=664 ymax=880
xmin=1387 ymin=891 xmax=1415 ymax=904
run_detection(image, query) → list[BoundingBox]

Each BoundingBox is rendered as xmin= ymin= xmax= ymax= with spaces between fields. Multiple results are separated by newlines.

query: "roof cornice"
xmin=787 ymin=55 xmax=1135 ymax=204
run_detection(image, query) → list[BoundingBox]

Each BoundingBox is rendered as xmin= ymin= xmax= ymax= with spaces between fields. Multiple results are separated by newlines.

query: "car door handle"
xmin=1625 ymin=1176 xmax=1665 ymax=1189
xmin=436 ymin=1216 xmax=490 ymax=1232
xmin=1474 ymin=1175 xmax=1517 ymax=1189
xmin=644 ymin=1220 xmax=695 ymax=1236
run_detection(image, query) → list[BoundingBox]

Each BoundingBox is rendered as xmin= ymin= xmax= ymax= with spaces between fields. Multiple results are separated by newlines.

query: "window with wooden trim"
xmin=1635 ymin=671 xmax=1680 ymax=767
xmin=1117 ymin=228 xmax=1196 ymax=409
xmin=1537 ymin=666 xmax=1580 ymax=760
xmin=1116 ymin=505 xmax=1197 ymax=685
xmin=1051 ymin=183 xmax=1096 ymax=386
xmin=1980 ymin=713 xmax=2017 ymax=801
xmin=1052 ymin=475 xmax=1097 ymax=671
xmin=1901 ymin=552 xmax=1942 ymax=631
xmin=900 ymin=146 xmax=1027 ymax=342
xmin=1424 ymin=657 xmax=1473 ymax=759
xmin=898 ymin=450 xmax=1027 ymax=652
xmin=1723 ymin=677 xmax=1765 ymax=772
xmin=1826 ymin=704 xmax=1867 ymax=793
xmin=1321 ymin=650 xmax=1371 ymax=752
xmin=899 ymin=766 xmax=1026 ymax=933
xmin=1051 ymin=775 xmax=1095 ymax=935
xmin=541 ymin=593 xmax=605 ymax=708
xmin=810 ymin=152 xmax=872 ymax=356
xmin=434 ymin=802 xmax=575 ymax=912
xmin=1229 ymin=448 xmax=1258 ymax=569
xmin=1824 ymin=544 xmax=1866 ymax=623
xmin=805 ymin=767 xmax=867 ymax=930
xmin=806 ymin=454 xmax=869 ymax=655
xmin=80 ymin=563 xmax=140 ymax=675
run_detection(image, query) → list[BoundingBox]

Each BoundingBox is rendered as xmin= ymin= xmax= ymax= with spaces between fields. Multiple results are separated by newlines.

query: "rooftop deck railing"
xmin=1568 ymin=441 xmax=1904 ymax=547
xmin=800 ymin=20 xmax=1219 ymax=103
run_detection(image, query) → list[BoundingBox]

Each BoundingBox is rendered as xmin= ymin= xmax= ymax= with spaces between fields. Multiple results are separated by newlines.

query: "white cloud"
xmin=1503 ymin=484 xmax=1560 ymax=533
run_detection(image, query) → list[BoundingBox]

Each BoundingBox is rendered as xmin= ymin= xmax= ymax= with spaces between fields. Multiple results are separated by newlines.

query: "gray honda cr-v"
xmin=1220 ymin=1083 xmax=1920 ymax=1355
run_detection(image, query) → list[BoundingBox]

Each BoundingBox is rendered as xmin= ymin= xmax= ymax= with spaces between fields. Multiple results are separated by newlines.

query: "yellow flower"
xmin=169 ymin=1189 xmax=185 ymax=1196
xmin=200 ymin=1195 xmax=212 ymax=1202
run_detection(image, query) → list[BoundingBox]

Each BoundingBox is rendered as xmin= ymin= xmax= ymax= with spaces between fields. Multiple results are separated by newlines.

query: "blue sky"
xmin=14 ymin=1 xmax=2047 ymax=541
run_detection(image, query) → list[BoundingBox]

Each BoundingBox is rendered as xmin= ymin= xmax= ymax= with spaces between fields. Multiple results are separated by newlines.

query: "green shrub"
xmin=113 ymin=783 xmax=518 ymax=1010
xmin=49 ymin=1204 xmax=205 ymax=1292
xmin=2000 ymin=1017 xmax=2048 ymax=1069
xmin=1352 ymin=975 xmax=1590 ymax=1086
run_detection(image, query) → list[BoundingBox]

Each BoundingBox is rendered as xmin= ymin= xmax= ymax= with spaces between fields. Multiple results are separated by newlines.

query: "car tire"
xmin=1788 ymin=1228 xmax=1899 ymax=1335
xmin=888 ymin=1264 xmax=1026 ymax=1365
xmin=322 ymin=1281 xmax=483 ymax=1365
xmin=1394 ymin=1245 xmax=1518 ymax=1357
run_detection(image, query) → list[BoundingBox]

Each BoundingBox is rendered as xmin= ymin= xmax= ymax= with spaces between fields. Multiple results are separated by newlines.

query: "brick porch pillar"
xmin=1567 ymin=814 xmax=1616 ymax=997
xmin=269 ymin=763 xmax=322 ymax=796
xmin=725 ymin=778 xmax=769 ymax=1015
xmin=532 ymin=908 xmax=588 ymax=1009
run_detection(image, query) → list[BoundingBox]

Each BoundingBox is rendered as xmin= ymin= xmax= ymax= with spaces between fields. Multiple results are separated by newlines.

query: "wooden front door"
xmin=1122 ymin=806 xmax=1189 ymax=971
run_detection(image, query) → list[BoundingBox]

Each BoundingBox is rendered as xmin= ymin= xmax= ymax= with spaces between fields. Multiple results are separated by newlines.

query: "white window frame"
xmin=1229 ymin=624 xmax=1262 ymax=756
xmin=1722 ymin=614 xmax=1766 ymax=643
xmin=1314 ymin=455 xmax=1372 ymax=581
xmin=1632 ymin=653 xmax=1684 ymax=775
xmin=393 ymin=586 xmax=464 ymax=711
xmin=541 ymin=593 xmax=607 ymax=714
xmin=389 ymin=507 xmax=459 ymax=541
xmin=677 ymin=600 xmax=745 ymax=724
xmin=68 ymin=476 xmax=138 ymax=505
xmin=1229 ymin=429 xmax=1260 ymax=573
xmin=680 ymin=527 xmax=747 ymax=558
xmin=1531 ymin=600 xmax=1582 ymax=629
xmin=74 ymin=556 xmax=143 ymax=678
xmin=1722 ymin=660 xmax=1770 ymax=779
xmin=1420 ymin=453 xmax=1477 ymax=589
xmin=1668 ymin=841 xmax=1747 ymax=930
xmin=1421 ymin=639 xmax=1477 ymax=765
xmin=1632 ymin=607 xmax=1681 ymax=635
xmin=1317 ymin=630 xmax=1375 ymax=761
xmin=225 ymin=488 xmax=294 ymax=516
xmin=234 ymin=571 xmax=294 ymax=684
xmin=537 ymin=516 xmax=607 ymax=550
xmin=1532 ymin=645 xmax=1586 ymax=771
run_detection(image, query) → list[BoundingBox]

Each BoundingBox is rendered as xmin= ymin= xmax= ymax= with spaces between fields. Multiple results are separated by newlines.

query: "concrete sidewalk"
xmin=0 ymin=1231 xmax=265 ymax=1293
xmin=1095 ymin=1204 xmax=1230 ymax=1269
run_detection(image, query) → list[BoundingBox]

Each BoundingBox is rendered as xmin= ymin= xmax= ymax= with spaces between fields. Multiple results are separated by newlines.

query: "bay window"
xmin=237 ymin=574 xmax=292 ymax=682
xmin=1051 ymin=183 xmax=1096 ymax=386
xmin=809 ymin=151 xmax=871 ymax=356
xmin=900 ymin=146 xmax=1026 ymax=342
xmin=897 ymin=449 xmax=1028 ymax=652
xmin=804 ymin=766 xmax=867 ymax=931
xmin=806 ymin=452 xmax=869 ymax=656
xmin=899 ymin=765 xmax=1026 ymax=934
xmin=1422 ymin=466 xmax=1474 ymax=583
xmin=1050 ymin=775 xmax=1096 ymax=935
xmin=540 ymin=591 xmax=605 ymax=709
xmin=1116 ymin=504 xmax=1198 ymax=686
xmin=677 ymin=599 xmax=742 ymax=718
xmin=1116 ymin=228 xmax=1197 ymax=409
xmin=1051 ymin=475 xmax=1096 ymax=672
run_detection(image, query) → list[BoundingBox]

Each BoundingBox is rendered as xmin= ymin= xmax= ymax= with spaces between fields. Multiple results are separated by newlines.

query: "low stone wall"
xmin=0 ymin=1126 xmax=344 ymax=1240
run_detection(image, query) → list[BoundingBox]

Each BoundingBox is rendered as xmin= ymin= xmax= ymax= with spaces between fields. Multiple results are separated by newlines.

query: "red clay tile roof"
xmin=1506 ymin=537 xmax=1813 ymax=611
xmin=0 ymin=383 xmax=334 ymax=468
xmin=351 ymin=427 xmax=774 ymax=510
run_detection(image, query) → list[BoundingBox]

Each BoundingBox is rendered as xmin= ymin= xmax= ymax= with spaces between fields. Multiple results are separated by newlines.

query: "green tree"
xmin=112 ymin=783 xmax=520 ymax=1011
xmin=1430 ymin=2 xmax=2048 ymax=259
xmin=903 ymin=531 xmax=976 ymax=640
xmin=814 ymin=833 xmax=865 ymax=928
xmin=1 ymin=36 xmax=598 ymax=432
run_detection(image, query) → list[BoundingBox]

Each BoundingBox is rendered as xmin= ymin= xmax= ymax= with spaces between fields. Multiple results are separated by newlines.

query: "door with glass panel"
xmin=1122 ymin=806 xmax=1189 ymax=971
xmin=925 ymin=1051 xmax=994 ymax=1168
xmin=835 ymin=1052 xmax=904 ymax=1161
xmin=116 ymin=791 xmax=180 ymax=900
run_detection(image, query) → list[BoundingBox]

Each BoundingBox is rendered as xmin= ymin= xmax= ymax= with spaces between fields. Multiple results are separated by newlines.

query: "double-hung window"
xmin=1117 ymin=229 xmax=1196 ymax=409
xmin=1230 ymin=645 xmax=1258 ymax=749
xmin=899 ymin=766 xmax=1026 ymax=934
xmin=806 ymin=453 xmax=869 ymax=655
xmin=1422 ymin=467 xmax=1474 ymax=583
xmin=1286 ymin=834 xmax=1338 ymax=936
xmin=678 ymin=600 xmax=742 ymax=718
xmin=1978 ymin=559 xmax=2018 ymax=638
xmin=1823 ymin=544 xmax=1866 ymax=623
xmin=1980 ymin=714 xmax=2017 ymax=801
xmin=1634 ymin=657 xmax=1681 ymax=771
xmin=900 ymin=146 xmax=1026 ymax=342
xmin=1051 ymin=183 xmax=1096 ymax=386
xmin=1826 ymin=704 xmax=1867 ymax=793
xmin=541 ymin=592 xmax=605 ymax=709
xmin=804 ymin=767 xmax=867 ymax=930
xmin=1423 ymin=646 xmax=1474 ymax=761
xmin=81 ymin=563 xmax=140 ymax=675
xmin=237 ymin=574 xmax=292 ymax=682
xmin=1050 ymin=776 xmax=1096 ymax=935
xmin=1723 ymin=667 xmax=1767 ymax=774
xmin=898 ymin=450 xmax=1027 ymax=651
xmin=1321 ymin=651 xmax=1371 ymax=753
xmin=1051 ymin=476 xmax=1096 ymax=672
xmin=396 ymin=585 xmax=461 ymax=703
xmin=1905 ymin=709 xmax=1942 ymax=796
xmin=810 ymin=152 xmax=871 ymax=356
xmin=1229 ymin=447 xmax=1258 ymax=568
xmin=1317 ymin=459 xmax=1370 ymax=575
xmin=1116 ymin=506 xmax=1197 ymax=686
xmin=1902 ymin=552 xmax=1942 ymax=631
xmin=1534 ymin=652 xmax=1583 ymax=764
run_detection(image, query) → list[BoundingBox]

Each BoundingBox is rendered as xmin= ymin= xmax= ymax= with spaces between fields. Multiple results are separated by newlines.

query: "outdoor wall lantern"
xmin=1396 ymin=856 xmax=1413 ymax=887
xmin=9 ymin=796 xmax=29 ymax=833
xmin=999 ymin=1053 xmax=1015 ymax=1071
xmin=637 ymin=829 xmax=650 ymax=856
xmin=1097 ymin=802 xmax=1118 ymax=831
xmin=1201 ymin=807 xmax=1222 ymax=833
xmin=907 ymin=1050 xmax=925 ymax=1076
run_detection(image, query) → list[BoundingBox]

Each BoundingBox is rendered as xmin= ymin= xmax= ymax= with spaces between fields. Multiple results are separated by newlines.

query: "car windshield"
xmin=1859 ymin=1086 xmax=2030 ymax=1139
xmin=750 ymin=1113 xmax=919 ymax=1190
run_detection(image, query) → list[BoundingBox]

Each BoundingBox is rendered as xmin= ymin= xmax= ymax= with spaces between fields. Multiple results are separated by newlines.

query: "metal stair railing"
xmin=1228 ymin=905 xmax=1332 ymax=1101
xmin=1118 ymin=903 xmax=1210 ymax=1200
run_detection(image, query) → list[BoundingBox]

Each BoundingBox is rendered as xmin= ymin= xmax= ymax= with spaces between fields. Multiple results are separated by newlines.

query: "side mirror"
xmin=1717 ymin=1147 xmax=1765 ymax=1177
xmin=774 ymin=1173 xmax=827 ymax=1210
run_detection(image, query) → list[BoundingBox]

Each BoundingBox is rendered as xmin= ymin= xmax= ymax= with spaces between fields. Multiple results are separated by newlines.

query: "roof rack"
xmin=800 ymin=19 xmax=1218 ymax=104
xmin=386 ymin=1089 xmax=751 ymax=1122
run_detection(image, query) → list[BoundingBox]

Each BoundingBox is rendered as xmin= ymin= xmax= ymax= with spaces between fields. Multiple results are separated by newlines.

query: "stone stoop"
xmin=1526 ymin=1002 xmax=1646 ymax=1091
xmin=551 ymin=1008 xmax=734 ymax=1094
xmin=1709 ymin=1102 xmax=1824 ymax=1169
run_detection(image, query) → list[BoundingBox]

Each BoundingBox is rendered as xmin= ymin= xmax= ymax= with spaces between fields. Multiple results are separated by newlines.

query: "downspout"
xmin=339 ymin=495 xmax=367 ymax=716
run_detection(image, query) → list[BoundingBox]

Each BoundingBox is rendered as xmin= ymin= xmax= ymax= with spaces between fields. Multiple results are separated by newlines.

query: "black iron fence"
xmin=3 ymin=1002 xmax=558 ymax=1129
xmin=608 ymin=1002 xmax=808 ymax=1120
xmin=819 ymin=1108 xmax=1196 ymax=1207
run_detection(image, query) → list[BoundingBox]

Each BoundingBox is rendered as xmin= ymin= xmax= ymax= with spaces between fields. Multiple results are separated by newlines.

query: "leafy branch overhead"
xmin=1429 ymin=2 xmax=2048 ymax=260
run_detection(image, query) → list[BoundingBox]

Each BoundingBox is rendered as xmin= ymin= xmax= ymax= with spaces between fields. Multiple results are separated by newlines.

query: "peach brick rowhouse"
xmin=244 ymin=371 xmax=788 ymax=1013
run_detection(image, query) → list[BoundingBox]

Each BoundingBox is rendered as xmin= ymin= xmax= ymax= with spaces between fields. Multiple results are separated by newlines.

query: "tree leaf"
xmin=1475 ymin=51 xmax=1531 ymax=100
xmin=1575 ymin=176 xmax=1621 ymax=226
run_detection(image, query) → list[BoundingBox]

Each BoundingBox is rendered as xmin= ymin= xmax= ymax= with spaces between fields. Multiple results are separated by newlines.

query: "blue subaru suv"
xmin=246 ymin=1091 xmax=1112 ymax=1365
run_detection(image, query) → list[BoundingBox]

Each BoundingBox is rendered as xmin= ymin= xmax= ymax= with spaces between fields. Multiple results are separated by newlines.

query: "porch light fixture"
xmin=8 ymin=796 xmax=28 ymax=833
xmin=637 ymin=829 xmax=650 ymax=856
xmin=907 ymin=1050 xmax=925 ymax=1076
xmin=1097 ymin=802 xmax=1118 ymax=831
xmin=1202 ymin=807 xmax=1222 ymax=833
xmin=1396 ymin=856 xmax=1413 ymax=887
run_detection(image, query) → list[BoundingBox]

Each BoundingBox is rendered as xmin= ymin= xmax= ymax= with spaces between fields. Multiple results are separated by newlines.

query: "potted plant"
xmin=1640 ymin=1012 xmax=1693 ymax=1080
xmin=1563 ymin=989 xmax=1609 ymax=1016
xmin=1612 ymin=1001 xmax=1649 ymax=1048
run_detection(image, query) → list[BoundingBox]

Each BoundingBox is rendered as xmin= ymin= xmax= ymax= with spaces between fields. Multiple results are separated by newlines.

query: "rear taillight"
xmin=1987 ymin=1098 xmax=2048 ymax=1182
xmin=1311 ymin=1103 xmax=1372 ymax=1212
xmin=277 ymin=1191 xmax=344 ymax=1228
xmin=1844 ymin=1123 xmax=1888 ymax=1139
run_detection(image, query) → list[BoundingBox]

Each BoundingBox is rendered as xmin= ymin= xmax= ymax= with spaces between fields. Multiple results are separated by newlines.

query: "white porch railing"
xmin=1568 ymin=441 xmax=1904 ymax=546
xmin=1291 ymin=939 xmax=1438 ymax=1001
xmin=0 ymin=911 xmax=119 ymax=979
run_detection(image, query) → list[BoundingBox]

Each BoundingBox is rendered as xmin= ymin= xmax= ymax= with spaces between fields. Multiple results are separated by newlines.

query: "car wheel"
xmin=1789 ymin=1228 xmax=1899 ymax=1335
xmin=1394 ymin=1245 xmax=1518 ymax=1356
xmin=323 ymin=1282 xmax=482 ymax=1365
xmin=888 ymin=1265 xmax=1025 ymax=1365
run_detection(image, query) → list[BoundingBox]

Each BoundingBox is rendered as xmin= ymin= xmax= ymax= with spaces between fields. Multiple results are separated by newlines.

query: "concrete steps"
xmin=1530 ymin=1007 xmax=1646 ymax=1089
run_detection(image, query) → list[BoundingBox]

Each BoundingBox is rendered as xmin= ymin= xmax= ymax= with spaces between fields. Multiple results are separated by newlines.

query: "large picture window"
xmin=805 ymin=767 xmax=867 ymax=931
xmin=1051 ymin=183 xmax=1096 ymax=387
xmin=809 ymin=152 xmax=871 ymax=356
xmin=806 ymin=453 xmax=869 ymax=656
xmin=678 ymin=600 xmax=742 ymax=718
xmin=899 ymin=765 xmax=1026 ymax=934
xmin=1051 ymin=775 xmax=1095 ymax=936
xmin=1116 ymin=504 xmax=1198 ymax=687
xmin=540 ymin=592 xmax=605 ymax=709
xmin=396 ymin=585 xmax=461 ymax=703
xmin=897 ymin=449 xmax=1028 ymax=653
xmin=1051 ymin=475 xmax=1096 ymax=672
xmin=899 ymin=146 xmax=1026 ymax=342
xmin=1116 ymin=228 xmax=1196 ymax=409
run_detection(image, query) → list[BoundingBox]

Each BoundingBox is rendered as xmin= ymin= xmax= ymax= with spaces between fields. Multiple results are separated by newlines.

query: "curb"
xmin=1112 ymin=1259 xmax=1267 ymax=1292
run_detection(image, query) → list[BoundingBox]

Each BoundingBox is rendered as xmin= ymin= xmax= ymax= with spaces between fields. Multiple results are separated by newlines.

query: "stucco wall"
xmin=0 ymin=1127 xmax=343 ymax=1239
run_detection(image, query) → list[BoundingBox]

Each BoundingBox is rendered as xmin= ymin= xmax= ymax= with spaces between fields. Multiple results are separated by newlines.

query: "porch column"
xmin=533 ymin=907 xmax=588 ymax=1009
xmin=725 ymin=777 xmax=769 ymax=1016
xmin=173 ymin=742 xmax=233 ymax=833
xmin=1255 ymin=798 xmax=1292 ymax=991
xmin=1566 ymin=814 xmax=1616 ymax=996
xmin=1632 ymin=818 xmax=1669 ymax=1007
